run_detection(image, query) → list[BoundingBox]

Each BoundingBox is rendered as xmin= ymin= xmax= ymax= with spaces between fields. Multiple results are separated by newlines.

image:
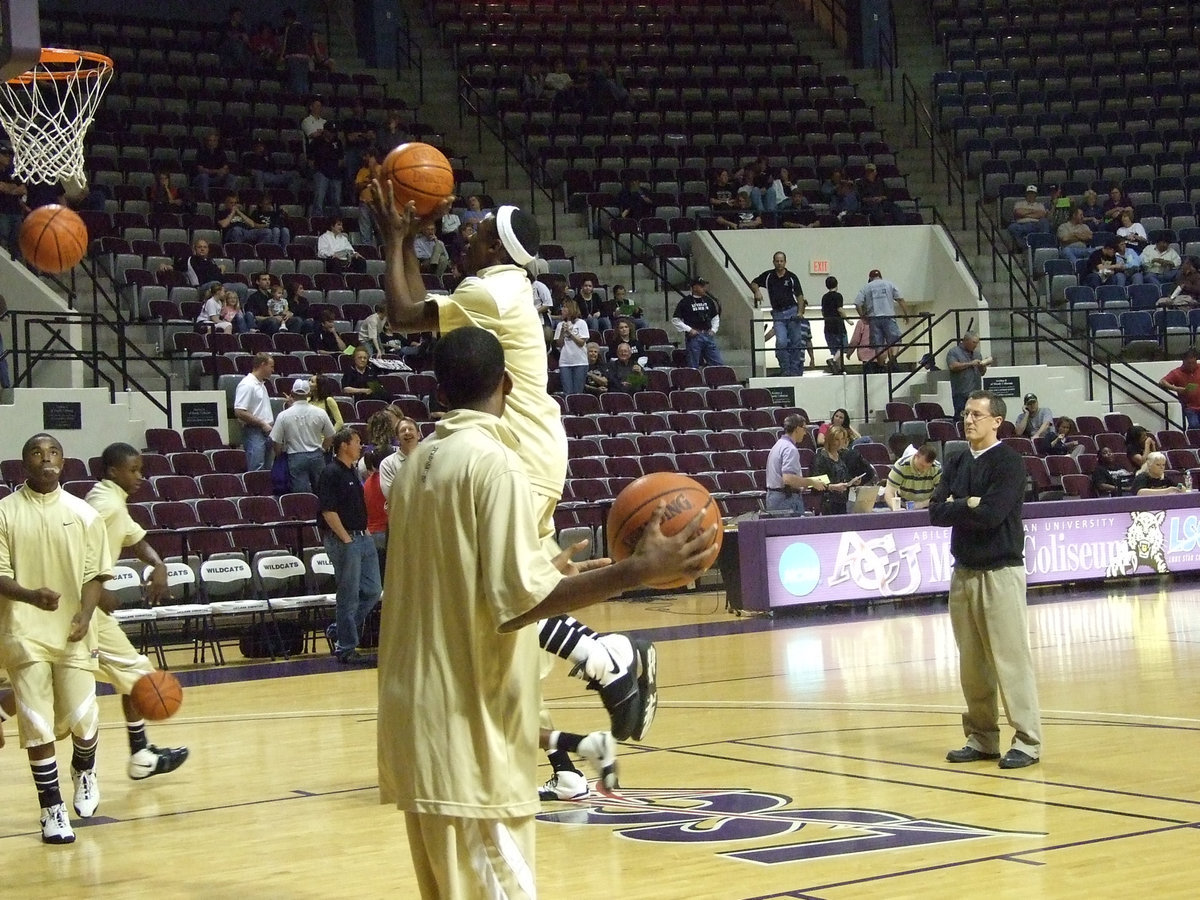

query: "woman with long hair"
xmin=811 ymin=425 xmax=875 ymax=515
xmin=554 ymin=298 xmax=590 ymax=395
xmin=817 ymin=408 xmax=863 ymax=447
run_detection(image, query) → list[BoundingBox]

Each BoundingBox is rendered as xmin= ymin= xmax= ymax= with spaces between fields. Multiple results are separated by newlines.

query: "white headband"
xmin=495 ymin=205 xmax=535 ymax=266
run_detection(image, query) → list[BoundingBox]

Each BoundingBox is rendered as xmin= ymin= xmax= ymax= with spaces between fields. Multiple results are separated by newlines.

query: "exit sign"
xmin=810 ymin=259 xmax=830 ymax=274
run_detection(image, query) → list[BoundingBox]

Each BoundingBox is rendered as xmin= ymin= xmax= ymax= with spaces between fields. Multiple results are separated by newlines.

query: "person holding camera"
xmin=1013 ymin=393 xmax=1054 ymax=451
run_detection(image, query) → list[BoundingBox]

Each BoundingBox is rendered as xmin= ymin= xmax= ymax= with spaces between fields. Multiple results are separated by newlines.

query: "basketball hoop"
xmin=0 ymin=48 xmax=113 ymax=185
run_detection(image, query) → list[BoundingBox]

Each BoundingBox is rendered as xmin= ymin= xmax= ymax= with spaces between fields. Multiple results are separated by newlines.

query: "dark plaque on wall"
xmin=42 ymin=401 xmax=83 ymax=430
xmin=181 ymin=402 xmax=219 ymax=428
xmin=766 ymin=385 xmax=796 ymax=406
xmin=983 ymin=376 xmax=1021 ymax=398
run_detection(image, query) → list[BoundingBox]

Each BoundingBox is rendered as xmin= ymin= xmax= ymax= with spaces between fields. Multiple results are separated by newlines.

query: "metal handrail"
xmin=899 ymin=72 xmax=967 ymax=230
xmin=454 ymin=73 xmax=559 ymax=238
xmin=5 ymin=309 xmax=175 ymax=426
xmin=394 ymin=15 xmax=425 ymax=106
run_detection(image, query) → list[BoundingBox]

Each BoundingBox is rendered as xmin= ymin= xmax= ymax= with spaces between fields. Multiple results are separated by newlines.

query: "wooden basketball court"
xmin=3 ymin=577 xmax=1199 ymax=898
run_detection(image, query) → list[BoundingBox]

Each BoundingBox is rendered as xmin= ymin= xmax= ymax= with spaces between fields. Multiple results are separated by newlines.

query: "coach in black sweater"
xmin=929 ymin=389 xmax=1042 ymax=770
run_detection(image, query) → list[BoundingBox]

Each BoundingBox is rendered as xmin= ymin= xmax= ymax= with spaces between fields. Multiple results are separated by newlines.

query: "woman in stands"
xmin=149 ymin=171 xmax=190 ymax=215
xmin=1116 ymin=212 xmax=1148 ymax=252
xmin=607 ymin=318 xmax=644 ymax=360
xmin=811 ymin=425 xmax=875 ymax=515
xmin=309 ymin=376 xmax=344 ymax=430
xmin=1125 ymin=425 xmax=1158 ymax=470
xmin=817 ymin=408 xmax=864 ymax=447
xmin=1079 ymin=189 xmax=1105 ymax=232
xmin=1102 ymin=184 xmax=1134 ymax=231
xmin=1045 ymin=417 xmax=1084 ymax=457
xmin=1131 ymin=451 xmax=1186 ymax=496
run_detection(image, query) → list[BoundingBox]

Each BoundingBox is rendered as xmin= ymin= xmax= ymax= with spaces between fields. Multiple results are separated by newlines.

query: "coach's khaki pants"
xmin=948 ymin=565 xmax=1042 ymax=758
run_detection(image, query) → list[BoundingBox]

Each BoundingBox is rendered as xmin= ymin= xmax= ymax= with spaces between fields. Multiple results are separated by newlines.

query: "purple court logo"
xmin=538 ymin=787 xmax=1039 ymax=864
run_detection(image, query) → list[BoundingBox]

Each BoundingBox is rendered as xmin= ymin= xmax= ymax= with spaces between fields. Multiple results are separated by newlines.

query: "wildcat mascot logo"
xmin=1106 ymin=510 xmax=1169 ymax=576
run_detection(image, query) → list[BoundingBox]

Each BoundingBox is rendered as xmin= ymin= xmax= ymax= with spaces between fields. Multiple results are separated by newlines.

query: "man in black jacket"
xmin=929 ymin=389 xmax=1042 ymax=770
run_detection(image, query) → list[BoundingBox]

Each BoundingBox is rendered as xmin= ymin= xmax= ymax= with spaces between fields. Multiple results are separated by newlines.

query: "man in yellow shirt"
xmin=368 ymin=184 xmax=658 ymax=773
xmin=85 ymin=443 xmax=190 ymax=778
xmin=379 ymin=327 xmax=713 ymax=898
xmin=0 ymin=434 xmax=111 ymax=844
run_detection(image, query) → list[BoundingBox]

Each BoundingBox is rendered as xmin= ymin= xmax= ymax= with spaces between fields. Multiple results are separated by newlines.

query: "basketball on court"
xmin=381 ymin=142 xmax=455 ymax=216
xmin=18 ymin=204 xmax=88 ymax=273
xmin=607 ymin=472 xmax=723 ymax=589
xmin=130 ymin=670 xmax=183 ymax=721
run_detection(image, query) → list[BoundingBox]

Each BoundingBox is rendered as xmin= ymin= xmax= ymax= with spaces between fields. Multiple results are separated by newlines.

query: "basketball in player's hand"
xmin=606 ymin=472 xmax=723 ymax=589
xmin=130 ymin=671 xmax=183 ymax=721
xmin=381 ymin=142 xmax=455 ymax=216
xmin=19 ymin=204 xmax=88 ymax=273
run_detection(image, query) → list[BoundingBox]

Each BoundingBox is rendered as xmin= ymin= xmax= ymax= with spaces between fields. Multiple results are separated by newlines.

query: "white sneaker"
xmin=538 ymin=770 xmax=589 ymax=801
xmin=71 ymin=768 xmax=99 ymax=818
xmin=573 ymin=633 xmax=642 ymax=742
xmin=128 ymin=745 xmax=190 ymax=780
xmin=577 ymin=731 xmax=620 ymax=794
xmin=40 ymin=803 xmax=75 ymax=844
xmin=588 ymin=633 xmax=634 ymax=687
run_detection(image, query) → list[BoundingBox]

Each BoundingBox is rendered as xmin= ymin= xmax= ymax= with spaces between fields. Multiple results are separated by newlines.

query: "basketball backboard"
xmin=0 ymin=1 xmax=41 ymax=82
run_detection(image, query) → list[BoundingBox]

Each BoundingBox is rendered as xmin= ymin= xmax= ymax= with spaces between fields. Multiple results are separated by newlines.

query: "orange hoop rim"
xmin=6 ymin=48 xmax=114 ymax=85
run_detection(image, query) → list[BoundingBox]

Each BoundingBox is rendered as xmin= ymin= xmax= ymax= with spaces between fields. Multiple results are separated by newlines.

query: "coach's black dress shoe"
xmin=945 ymin=746 xmax=1002 ymax=763
xmin=998 ymin=749 xmax=1039 ymax=769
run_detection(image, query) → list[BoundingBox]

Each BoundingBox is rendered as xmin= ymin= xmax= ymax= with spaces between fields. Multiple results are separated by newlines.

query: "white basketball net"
xmin=0 ymin=49 xmax=113 ymax=184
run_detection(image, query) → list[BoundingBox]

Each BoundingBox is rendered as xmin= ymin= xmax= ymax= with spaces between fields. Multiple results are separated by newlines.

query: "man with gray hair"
xmin=946 ymin=331 xmax=993 ymax=419
xmin=765 ymin=414 xmax=830 ymax=515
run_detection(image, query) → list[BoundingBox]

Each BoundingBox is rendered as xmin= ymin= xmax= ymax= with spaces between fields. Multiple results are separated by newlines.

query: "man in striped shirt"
xmin=883 ymin=443 xmax=942 ymax=509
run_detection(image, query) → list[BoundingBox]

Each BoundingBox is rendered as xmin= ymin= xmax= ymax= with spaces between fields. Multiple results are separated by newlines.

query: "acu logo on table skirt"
xmin=538 ymin=787 xmax=1040 ymax=864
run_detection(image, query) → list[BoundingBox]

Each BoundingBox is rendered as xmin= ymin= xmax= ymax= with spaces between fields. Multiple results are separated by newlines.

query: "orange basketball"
xmin=129 ymin=670 xmax=183 ymax=721
xmin=381 ymin=142 xmax=455 ymax=216
xmin=606 ymin=472 xmax=724 ymax=589
xmin=19 ymin=204 xmax=88 ymax=273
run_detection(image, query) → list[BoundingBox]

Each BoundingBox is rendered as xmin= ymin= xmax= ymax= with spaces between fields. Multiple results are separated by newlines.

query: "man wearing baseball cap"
xmin=270 ymin=376 xmax=335 ymax=493
xmin=1007 ymin=184 xmax=1048 ymax=248
xmin=672 ymin=277 xmax=725 ymax=367
xmin=1013 ymin=392 xmax=1054 ymax=451
xmin=853 ymin=269 xmax=908 ymax=368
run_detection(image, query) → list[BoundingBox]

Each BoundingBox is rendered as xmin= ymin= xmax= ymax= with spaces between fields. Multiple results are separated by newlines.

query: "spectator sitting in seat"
xmin=414 ymin=221 xmax=450 ymax=277
xmin=617 ymin=177 xmax=655 ymax=220
xmin=218 ymin=193 xmax=273 ymax=246
xmin=358 ymin=303 xmax=388 ymax=357
xmin=1006 ymin=185 xmax=1048 ymax=246
xmin=244 ymin=272 xmax=282 ymax=334
xmin=574 ymin=278 xmax=610 ymax=333
xmin=1013 ymin=392 xmax=1053 ymax=447
xmin=1125 ymin=425 xmax=1158 ymax=470
xmin=1057 ymin=206 xmax=1093 ymax=264
xmin=1090 ymin=446 xmax=1124 ymax=496
xmin=709 ymin=168 xmax=737 ymax=210
xmin=817 ymin=408 xmax=866 ymax=447
xmin=149 ymin=171 xmax=189 ymax=215
xmin=249 ymin=193 xmax=291 ymax=248
xmin=1084 ymin=239 xmax=1127 ymax=288
xmin=245 ymin=139 xmax=296 ymax=195
xmin=195 ymin=284 xmax=232 ymax=334
xmin=584 ymin=342 xmax=609 ymax=396
xmin=313 ymin=308 xmax=347 ymax=353
xmin=179 ymin=238 xmax=249 ymax=303
xmin=857 ymin=163 xmax=899 ymax=225
xmin=343 ymin=346 xmax=383 ymax=399
xmin=830 ymin=179 xmax=861 ymax=225
xmin=716 ymin=193 xmax=763 ymax=230
xmin=1047 ymin=184 xmax=1072 ymax=232
xmin=611 ymin=285 xmax=648 ymax=331
xmin=1044 ymin=416 xmax=1085 ymax=458
xmin=193 ymin=131 xmax=236 ymax=198
xmin=1079 ymin=188 xmax=1104 ymax=231
xmin=318 ymin=218 xmax=366 ymax=273
xmin=1141 ymin=235 xmax=1182 ymax=288
xmin=1115 ymin=212 xmax=1149 ymax=252
xmin=1159 ymin=257 xmax=1200 ymax=308
xmin=219 ymin=288 xmax=254 ymax=334
xmin=460 ymin=195 xmax=491 ymax=225
xmin=1114 ymin=237 xmax=1144 ymax=285
xmin=1101 ymin=184 xmax=1134 ymax=231
xmin=607 ymin=318 xmax=644 ymax=360
xmin=1131 ymin=451 xmax=1187 ymax=495
xmin=270 ymin=281 xmax=310 ymax=333
xmin=607 ymin=342 xmax=645 ymax=395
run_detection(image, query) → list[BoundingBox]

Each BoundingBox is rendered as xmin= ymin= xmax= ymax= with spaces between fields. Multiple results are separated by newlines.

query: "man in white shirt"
xmin=357 ymin=303 xmax=387 ymax=357
xmin=413 ymin=221 xmax=450 ymax=276
xmin=377 ymin=415 xmax=421 ymax=499
xmin=271 ymin=378 xmax=335 ymax=492
xmin=1142 ymin=235 xmax=1182 ymax=288
xmin=233 ymin=353 xmax=276 ymax=471
xmin=299 ymin=97 xmax=326 ymax=144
